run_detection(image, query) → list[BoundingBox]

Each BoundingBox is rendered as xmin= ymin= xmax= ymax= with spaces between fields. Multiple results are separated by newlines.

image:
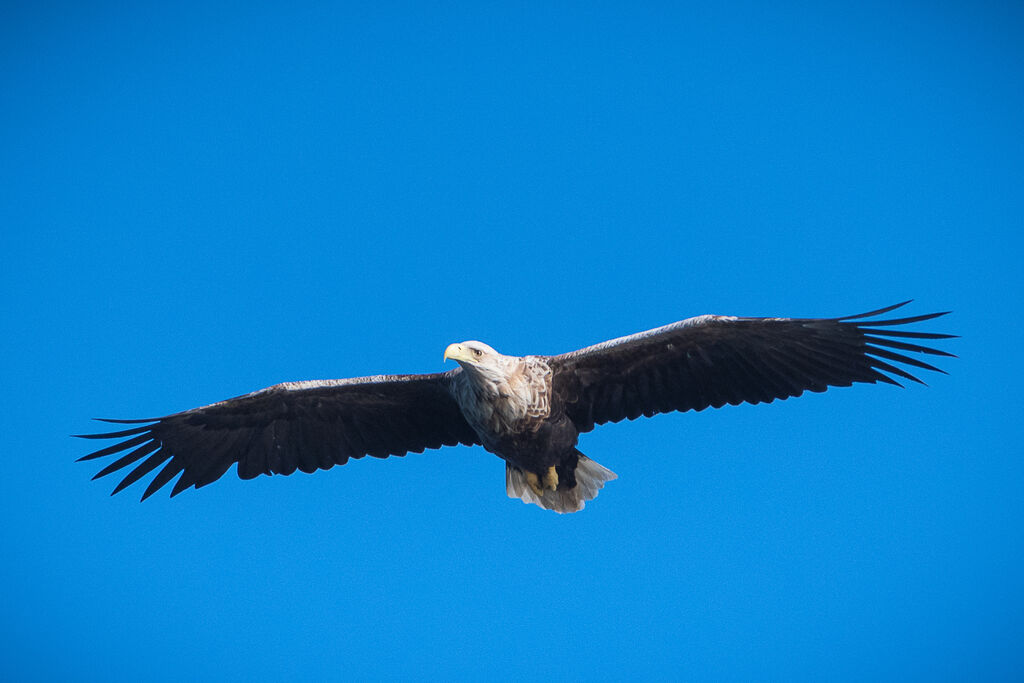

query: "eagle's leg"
xmin=543 ymin=466 xmax=558 ymax=491
xmin=524 ymin=467 xmax=560 ymax=495
xmin=525 ymin=471 xmax=544 ymax=496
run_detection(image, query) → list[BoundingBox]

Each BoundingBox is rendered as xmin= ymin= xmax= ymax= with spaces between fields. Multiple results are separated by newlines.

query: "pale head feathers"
xmin=443 ymin=341 xmax=516 ymax=381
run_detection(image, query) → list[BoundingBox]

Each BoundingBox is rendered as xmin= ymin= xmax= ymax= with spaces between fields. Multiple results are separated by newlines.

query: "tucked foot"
xmin=543 ymin=466 xmax=559 ymax=491
xmin=525 ymin=471 xmax=544 ymax=497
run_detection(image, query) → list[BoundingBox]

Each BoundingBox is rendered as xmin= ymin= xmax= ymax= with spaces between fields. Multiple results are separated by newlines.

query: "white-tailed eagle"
xmin=78 ymin=301 xmax=954 ymax=512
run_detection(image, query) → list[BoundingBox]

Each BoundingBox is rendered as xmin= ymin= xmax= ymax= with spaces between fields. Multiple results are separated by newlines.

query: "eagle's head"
xmin=443 ymin=340 xmax=500 ymax=367
xmin=443 ymin=340 xmax=517 ymax=382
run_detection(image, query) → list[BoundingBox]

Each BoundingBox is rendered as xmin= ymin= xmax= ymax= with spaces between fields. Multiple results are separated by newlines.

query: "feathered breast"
xmin=452 ymin=357 xmax=553 ymax=437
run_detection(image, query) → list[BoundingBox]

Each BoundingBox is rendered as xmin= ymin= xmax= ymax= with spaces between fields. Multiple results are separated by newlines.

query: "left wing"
xmin=548 ymin=301 xmax=955 ymax=433
xmin=77 ymin=371 xmax=479 ymax=500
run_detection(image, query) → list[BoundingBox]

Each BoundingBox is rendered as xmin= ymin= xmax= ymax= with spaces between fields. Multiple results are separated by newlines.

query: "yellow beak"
xmin=444 ymin=343 xmax=467 ymax=363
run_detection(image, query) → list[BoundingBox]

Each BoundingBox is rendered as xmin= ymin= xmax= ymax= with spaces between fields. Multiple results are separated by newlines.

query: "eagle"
xmin=78 ymin=301 xmax=953 ymax=513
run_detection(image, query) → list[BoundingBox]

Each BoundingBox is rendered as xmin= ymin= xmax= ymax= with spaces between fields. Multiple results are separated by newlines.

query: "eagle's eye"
xmin=473 ymin=349 xmax=482 ymax=357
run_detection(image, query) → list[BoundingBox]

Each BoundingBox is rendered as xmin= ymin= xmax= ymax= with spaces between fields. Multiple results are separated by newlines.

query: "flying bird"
xmin=78 ymin=301 xmax=954 ymax=513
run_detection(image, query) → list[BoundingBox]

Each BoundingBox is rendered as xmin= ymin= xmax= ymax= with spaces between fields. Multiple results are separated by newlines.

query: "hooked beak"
xmin=443 ymin=343 xmax=466 ymax=363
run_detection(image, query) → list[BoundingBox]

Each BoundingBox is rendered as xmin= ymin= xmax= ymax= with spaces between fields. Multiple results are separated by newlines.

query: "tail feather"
xmin=505 ymin=453 xmax=617 ymax=513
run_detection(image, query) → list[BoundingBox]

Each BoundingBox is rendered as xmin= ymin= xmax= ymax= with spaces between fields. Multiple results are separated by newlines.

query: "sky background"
xmin=2 ymin=1 xmax=1022 ymax=680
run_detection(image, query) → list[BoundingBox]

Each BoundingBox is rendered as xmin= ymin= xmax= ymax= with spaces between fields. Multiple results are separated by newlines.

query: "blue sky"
xmin=2 ymin=1 xmax=1021 ymax=680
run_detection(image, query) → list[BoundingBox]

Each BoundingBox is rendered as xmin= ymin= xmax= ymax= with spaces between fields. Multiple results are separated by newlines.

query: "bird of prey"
xmin=77 ymin=301 xmax=953 ymax=513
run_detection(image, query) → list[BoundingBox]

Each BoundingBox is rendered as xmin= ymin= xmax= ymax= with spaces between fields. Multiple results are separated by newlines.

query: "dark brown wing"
xmin=76 ymin=371 xmax=478 ymax=500
xmin=548 ymin=301 xmax=955 ymax=433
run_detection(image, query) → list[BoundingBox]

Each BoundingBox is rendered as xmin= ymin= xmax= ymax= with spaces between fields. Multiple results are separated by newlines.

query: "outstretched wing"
xmin=548 ymin=301 xmax=955 ymax=433
xmin=77 ymin=371 xmax=479 ymax=500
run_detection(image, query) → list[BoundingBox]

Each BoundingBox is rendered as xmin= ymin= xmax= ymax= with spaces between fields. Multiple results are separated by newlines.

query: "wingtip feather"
xmin=839 ymin=300 xmax=913 ymax=320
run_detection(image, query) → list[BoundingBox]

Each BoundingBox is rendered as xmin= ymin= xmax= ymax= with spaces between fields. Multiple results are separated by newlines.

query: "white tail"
xmin=505 ymin=454 xmax=617 ymax=513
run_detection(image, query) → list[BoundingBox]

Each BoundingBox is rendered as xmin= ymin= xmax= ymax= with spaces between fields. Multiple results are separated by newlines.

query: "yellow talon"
xmin=525 ymin=471 xmax=544 ymax=496
xmin=544 ymin=466 xmax=558 ymax=491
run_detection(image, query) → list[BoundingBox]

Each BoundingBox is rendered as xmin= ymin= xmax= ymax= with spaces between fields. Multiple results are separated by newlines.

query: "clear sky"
xmin=2 ymin=2 xmax=1021 ymax=680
